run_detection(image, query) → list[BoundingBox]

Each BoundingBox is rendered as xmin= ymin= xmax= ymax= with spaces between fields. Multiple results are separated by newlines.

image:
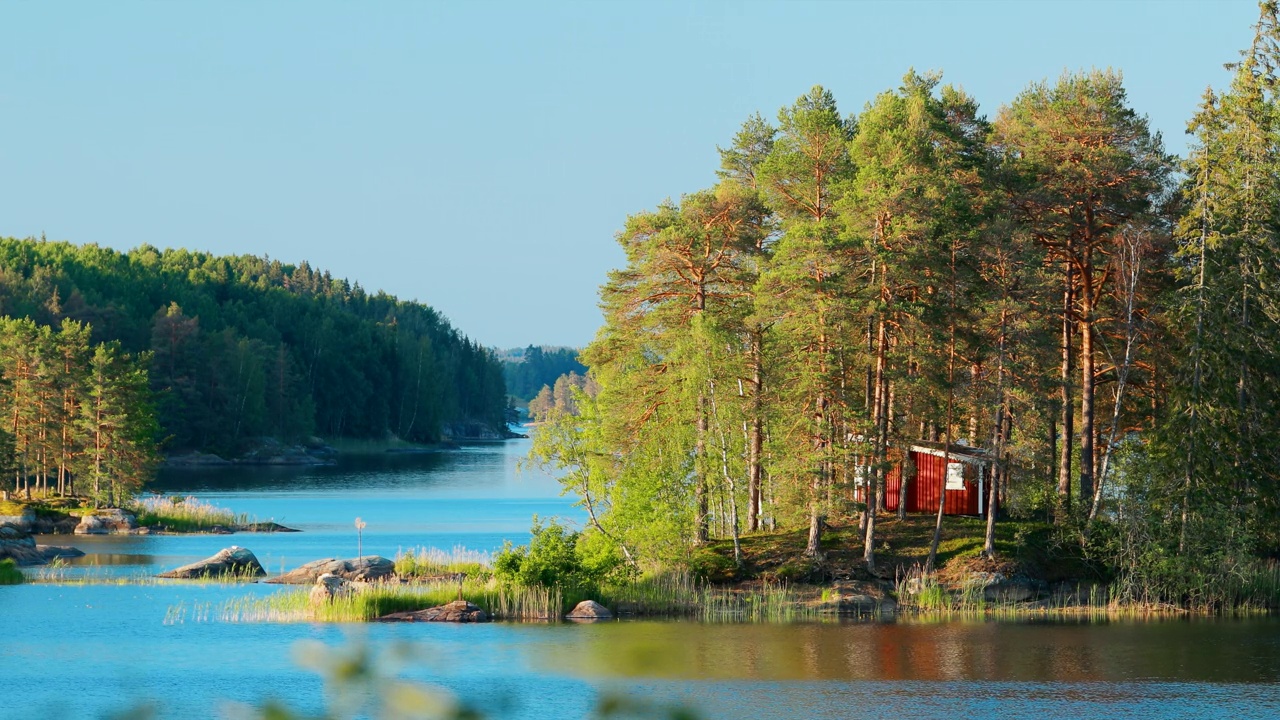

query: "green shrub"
xmin=0 ymin=558 xmax=22 ymax=585
xmin=493 ymin=517 xmax=627 ymax=594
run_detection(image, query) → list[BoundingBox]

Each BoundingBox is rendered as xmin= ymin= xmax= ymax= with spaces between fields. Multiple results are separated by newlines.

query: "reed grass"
xmin=393 ymin=545 xmax=493 ymax=581
xmin=196 ymin=568 xmax=828 ymax=625
xmin=204 ymin=577 xmax=563 ymax=623
xmin=132 ymin=495 xmax=249 ymax=532
xmin=893 ymin=561 xmax=1280 ymax=620
xmin=601 ymin=573 xmax=824 ymax=622
xmin=27 ymin=557 xmax=265 ymax=586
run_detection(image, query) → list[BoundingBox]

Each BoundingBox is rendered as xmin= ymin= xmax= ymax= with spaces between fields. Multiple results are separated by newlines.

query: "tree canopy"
xmin=0 ymin=238 xmax=507 ymax=458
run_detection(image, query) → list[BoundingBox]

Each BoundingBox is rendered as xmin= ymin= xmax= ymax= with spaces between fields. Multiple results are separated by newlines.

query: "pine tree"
xmin=756 ymin=86 xmax=855 ymax=558
xmin=993 ymin=69 xmax=1173 ymax=518
xmin=1161 ymin=0 xmax=1280 ymax=554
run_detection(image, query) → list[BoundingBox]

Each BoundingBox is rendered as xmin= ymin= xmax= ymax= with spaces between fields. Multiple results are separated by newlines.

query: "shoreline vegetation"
xmin=9 ymin=495 xmax=1275 ymax=619
xmin=0 ymin=495 xmax=297 ymax=539
xmin=166 ymin=517 xmax=1280 ymax=624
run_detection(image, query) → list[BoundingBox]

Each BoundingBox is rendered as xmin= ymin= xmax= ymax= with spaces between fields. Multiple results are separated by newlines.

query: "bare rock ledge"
xmin=377 ymin=600 xmax=490 ymax=623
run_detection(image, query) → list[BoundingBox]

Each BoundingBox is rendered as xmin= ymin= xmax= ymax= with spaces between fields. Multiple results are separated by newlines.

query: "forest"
xmin=0 ymin=239 xmax=508 ymax=476
xmin=529 ymin=3 xmax=1280 ymax=602
xmin=501 ymin=345 xmax=588 ymax=402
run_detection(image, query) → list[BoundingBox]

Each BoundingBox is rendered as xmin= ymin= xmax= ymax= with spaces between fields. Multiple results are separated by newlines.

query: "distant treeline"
xmin=0 ymin=238 xmax=507 ymax=456
xmin=501 ymin=345 xmax=586 ymax=402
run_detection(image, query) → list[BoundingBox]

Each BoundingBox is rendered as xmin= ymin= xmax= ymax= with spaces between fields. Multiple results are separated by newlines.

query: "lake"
xmin=3 ymin=436 xmax=1280 ymax=720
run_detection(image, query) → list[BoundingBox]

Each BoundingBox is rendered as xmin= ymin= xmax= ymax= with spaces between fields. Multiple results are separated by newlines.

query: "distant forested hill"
xmin=0 ymin=238 xmax=507 ymax=455
xmin=500 ymin=345 xmax=586 ymax=402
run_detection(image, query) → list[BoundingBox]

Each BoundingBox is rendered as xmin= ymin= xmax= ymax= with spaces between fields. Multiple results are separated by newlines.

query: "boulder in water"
xmin=158 ymin=546 xmax=265 ymax=579
xmin=0 ymin=508 xmax=35 ymax=532
xmin=565 ymin=600 xmax=612 ymax=620
xmin=266 ymin=556 xmax=395 ymax=584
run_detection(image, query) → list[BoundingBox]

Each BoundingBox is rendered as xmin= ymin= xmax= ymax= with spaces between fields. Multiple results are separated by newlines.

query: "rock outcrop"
xmin=163 ymin=451 xmax=233 ymax=467
xmin=158 ymin=546 xmax=266 ymax=579
xmin=0 ymin=524 xmax=85 ymax=566
xmin=377 ymin=600 xmax=489 ymax=623
xmin=961 ymin=571 xmax=1042 ymax=603
xmin=237 ymin=521 xmax=300 ymax=533
xmin=822 ymin=579 xmax=898 ymax=616
xmin=266 ymin=555 xmax=395 ymax=584
xmin=0 ymin=508 xmax=36 ymax=532
xmin=74 ymin=509 xmax=140 ymax=535
xmin=565 ymin=600 xmax=613 ymax=620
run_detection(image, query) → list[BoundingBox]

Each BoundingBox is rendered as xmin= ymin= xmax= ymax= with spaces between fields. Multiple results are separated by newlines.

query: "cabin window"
xmin=854 ymin=465 xmax=869 ymax=487
xmin=946 ymin=461 xmax=965 ymax=490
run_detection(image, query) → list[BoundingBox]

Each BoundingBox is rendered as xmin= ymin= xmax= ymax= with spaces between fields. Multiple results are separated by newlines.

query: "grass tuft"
xmin=0 ymin=558 xmax=23 ymax=585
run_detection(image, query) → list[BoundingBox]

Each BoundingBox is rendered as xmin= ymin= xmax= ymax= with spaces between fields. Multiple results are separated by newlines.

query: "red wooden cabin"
xmin=856 ymin=443 xmax=992 ymax=517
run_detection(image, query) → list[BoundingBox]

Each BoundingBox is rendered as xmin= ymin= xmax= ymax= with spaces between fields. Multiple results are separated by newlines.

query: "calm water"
xmin=3 ymin=436 xmax=1280 ymax=719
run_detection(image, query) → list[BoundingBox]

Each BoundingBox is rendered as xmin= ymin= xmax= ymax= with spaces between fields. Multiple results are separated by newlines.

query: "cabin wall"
xmin=911 ymin=451 xmax=980 ymax=515
xmin=856 ymin=450 xmax=984 ymax=517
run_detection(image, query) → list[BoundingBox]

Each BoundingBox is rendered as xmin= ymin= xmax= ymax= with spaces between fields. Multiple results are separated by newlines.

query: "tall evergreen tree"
xmin=756 ymin=85 xmax=856 ymax=558
xmin=993 ymin=70 xmax=1172 ymax=517
xmin=1160 ymin=0 xmax=1280 ymax=553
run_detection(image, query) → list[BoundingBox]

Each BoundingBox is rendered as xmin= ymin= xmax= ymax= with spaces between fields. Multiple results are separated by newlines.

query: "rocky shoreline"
xmin=0 ymin=524 xmax=84 ymax=566
xmin=0 ymin=506 xmax=299 ymax=566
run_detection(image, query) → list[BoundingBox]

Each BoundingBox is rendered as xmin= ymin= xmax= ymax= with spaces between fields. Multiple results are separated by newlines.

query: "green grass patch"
xmin=602 ymin=573 xmax=824 ymax=622
xmin=0 ymin=559 xmax=23 ymax=585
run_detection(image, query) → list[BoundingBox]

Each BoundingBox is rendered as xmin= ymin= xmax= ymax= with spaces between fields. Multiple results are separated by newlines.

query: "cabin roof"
xmin=907 ymin=441 xmax=991 ymax=465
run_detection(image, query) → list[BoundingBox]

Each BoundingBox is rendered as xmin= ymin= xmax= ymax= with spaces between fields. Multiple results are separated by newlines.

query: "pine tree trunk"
xmin=983 ymin=308 xmax=1008 ymax=558
xmin=747 ymin=330 xmax=763 ymax=532
xmin=1058 ymin=264 xmax=1074 ymax=518
xmin=983 ymin=402 xmax=1003 ymax=558
xmin=1078 ymin=257 xmax=1096 ymax=510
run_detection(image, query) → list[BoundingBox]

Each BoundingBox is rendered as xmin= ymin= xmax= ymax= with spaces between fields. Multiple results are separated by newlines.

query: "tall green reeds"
xmin=204 ymin=577 xmax=563 ymax=624
xmin=394 ymin=545 xmax=493 ymax=580
xmin=891 ymin=561 xmax=1280 ymax=619
xmin=197 ymin=571 xmax=827 ymax=625
xmin=602 ymin=574 xmax=822 ymax=622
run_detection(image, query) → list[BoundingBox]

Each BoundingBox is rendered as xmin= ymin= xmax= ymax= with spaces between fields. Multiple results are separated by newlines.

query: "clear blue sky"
xmin=0 ymin=1 xmax=1260 ymax=349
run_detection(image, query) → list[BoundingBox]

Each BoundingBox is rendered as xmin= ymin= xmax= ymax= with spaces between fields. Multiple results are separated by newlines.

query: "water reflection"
xmin=64 ymin=552 xmax=156 ymax=566
xmin=527 ymin=619 xmax=1280 ymax=683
